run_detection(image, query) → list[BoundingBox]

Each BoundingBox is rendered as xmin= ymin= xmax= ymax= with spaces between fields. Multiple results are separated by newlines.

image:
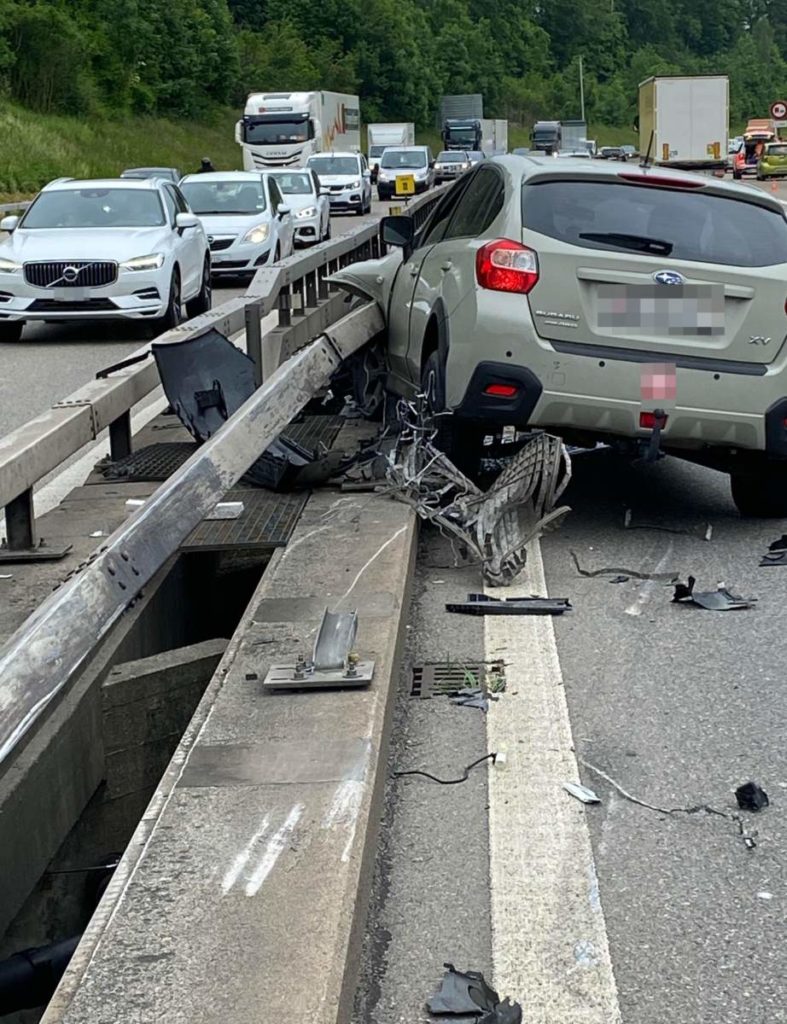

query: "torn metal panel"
xmin=386 ymin=404 xmax=571 ymax=586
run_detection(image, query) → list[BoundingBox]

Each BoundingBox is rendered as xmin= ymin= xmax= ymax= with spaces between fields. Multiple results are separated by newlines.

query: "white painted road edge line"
xmin=485 ymin=538 xmax=622 ymax=1023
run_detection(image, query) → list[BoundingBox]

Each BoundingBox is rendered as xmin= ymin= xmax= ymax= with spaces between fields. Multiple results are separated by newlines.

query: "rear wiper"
xmin=578 ymin=231 xmax=673 ymax=256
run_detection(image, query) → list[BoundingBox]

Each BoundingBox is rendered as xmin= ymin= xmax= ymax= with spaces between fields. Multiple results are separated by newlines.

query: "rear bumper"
xmin=442 ymin=293 xmax=787 ymax=454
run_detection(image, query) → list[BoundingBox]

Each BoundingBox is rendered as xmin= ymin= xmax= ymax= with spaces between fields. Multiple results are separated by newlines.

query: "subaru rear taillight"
xmin=476 ymin=239 xmax=539 ymax=294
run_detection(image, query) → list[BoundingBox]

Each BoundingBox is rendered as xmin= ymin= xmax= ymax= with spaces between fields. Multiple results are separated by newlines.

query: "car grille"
xmin=329 ymin=184 xmax=345 ymax=193
xmin=208 ymin=238 xmax=234 ymax=252
xmin=28 ymin=298 xmax=117 ymax=311
xmin=24 ymin=261 xmax=118 ymax=288
xmin=211 ymin=259 xmax=248 ymax=270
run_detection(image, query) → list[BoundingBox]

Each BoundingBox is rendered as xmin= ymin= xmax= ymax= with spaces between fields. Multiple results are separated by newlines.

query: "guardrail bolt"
xmin=346 ymin=651 xmax=359 ymax=677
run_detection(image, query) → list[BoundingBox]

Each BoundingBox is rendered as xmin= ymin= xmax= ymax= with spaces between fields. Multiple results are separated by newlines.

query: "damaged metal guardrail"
xmin=0 ymin=187 xmax=447 ymax=561
xmin=0 ymin=301 xmax=384 ymax=767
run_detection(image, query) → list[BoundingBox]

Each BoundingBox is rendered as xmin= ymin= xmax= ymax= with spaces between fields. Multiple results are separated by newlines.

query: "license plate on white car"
xmin=49 ymin=287 xmax=89 ymax=302
xmin=598 ymin=284 xmax=724 ymax=336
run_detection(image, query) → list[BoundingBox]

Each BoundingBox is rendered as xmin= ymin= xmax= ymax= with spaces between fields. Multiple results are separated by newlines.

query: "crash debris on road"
xmin=446 ymin=593 xmax=571 ymax=616
xmin=672 ymin=576 xmax=756 ymax=611
xmin=735 ymin=781 xmax=770 ymax=812
xmin=428 ymin=963 xmax=522 ymax=1023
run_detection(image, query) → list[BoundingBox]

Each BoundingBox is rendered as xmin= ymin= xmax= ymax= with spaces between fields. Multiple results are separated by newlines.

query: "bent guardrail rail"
xmin=0 ymin=186 xmax=447 ymax=558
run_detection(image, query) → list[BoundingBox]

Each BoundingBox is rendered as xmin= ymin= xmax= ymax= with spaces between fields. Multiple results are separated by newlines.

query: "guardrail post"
xmin=246 ymin=301 xmax=263 ymax=387
xmin=305 ymin=269 xmax=318 ymax=309
xmin=317 ymin=265 xmax=329 ymax=301
xmin=4 ymin=488 xmax=36 ymax=551
xmin=109 ymin=411 xmax=132 ymax=461
xmin=278 ymin=287 xmax=291 ymax=327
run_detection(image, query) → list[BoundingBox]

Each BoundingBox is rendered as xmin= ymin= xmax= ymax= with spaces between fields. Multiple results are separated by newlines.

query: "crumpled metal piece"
xmin=386 ymin=403 xmax=571 ymax=586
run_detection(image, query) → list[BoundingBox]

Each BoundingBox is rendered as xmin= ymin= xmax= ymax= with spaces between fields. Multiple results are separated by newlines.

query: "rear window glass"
xmin=522 ymin=180 xmax=787 ymax=267
xmin=766 ymin=145 xmax=787 ymax=156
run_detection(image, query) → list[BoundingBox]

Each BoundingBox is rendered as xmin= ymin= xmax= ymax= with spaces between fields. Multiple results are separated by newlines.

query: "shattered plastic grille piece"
xmin=387 ymin=403 xmax=571 ymax=586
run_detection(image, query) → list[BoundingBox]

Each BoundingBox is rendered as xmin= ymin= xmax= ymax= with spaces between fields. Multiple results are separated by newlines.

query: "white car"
xmin=305 ymin=152 xmax=372 ymax=216
xmin=269 ymin=168 xmax=331 ymax=246
xmin=0 ymin=177 xmax=211 ymax=341
xmin=179 ymin=171 xmax=295 ymax=277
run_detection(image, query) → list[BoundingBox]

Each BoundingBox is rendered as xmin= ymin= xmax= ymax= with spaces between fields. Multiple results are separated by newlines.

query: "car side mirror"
xmin=319 ymin=187 xmax=330 ymax=196
xmin=234 ymin=120 xmax=242 ymax=144
xmin=1 ymin=215 xmax=19 ymax=232
xmin=381 ymin=215 xmax=415 ymax=250
xmin=277 ymin=203 xmax=291 ymax=218
xmin=363 ymin=169 xmax=371 ymax=179
xmin=175 ymin=212 xmax=199 ymax=231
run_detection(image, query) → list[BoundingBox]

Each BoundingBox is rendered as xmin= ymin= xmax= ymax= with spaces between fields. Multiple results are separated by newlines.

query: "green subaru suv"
xmin=758 ymin=141 xmax=787 ymax=180
xmin=334 ymin=156 xmax=787 ymax=516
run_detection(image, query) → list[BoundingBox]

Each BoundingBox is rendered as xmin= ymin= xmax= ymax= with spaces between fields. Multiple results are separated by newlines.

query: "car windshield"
xmin=308 ymin=157 xmax=358 ymax=175
xmin=181 ymin=179 xmax=266 ymax=215
xmin=271 ymin=172 xmax=313 ymax=195
xmin=243 ymin=118 xmax=308 ymax=145
xmin=22 ymin=188 xmax=165 ymax=229
xmin=437 ymin=152 xmax=464 ymax=162
xmin=766 ymin=145 xmax=787 ymax=156
xmin=381 ymin=150 xmax=427 ymax=169
xmin=522 ymin=179 xmax=787 ymax=268
xmin=369 ymin=146 xmax=386 ymax=158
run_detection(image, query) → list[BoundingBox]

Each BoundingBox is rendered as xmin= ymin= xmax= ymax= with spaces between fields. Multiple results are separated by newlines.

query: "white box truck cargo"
xmin=562 ymin=120 xmax=587 ymax=153
xmin=367 ymin=123 xmax=415 ymax=179
xmin=236 ymin=91 xmax=361 ymax=170
xmin=492 ymin=119 xmax=508 ymax=154
xmin=639 ymin=75 xmax=728 ymax=168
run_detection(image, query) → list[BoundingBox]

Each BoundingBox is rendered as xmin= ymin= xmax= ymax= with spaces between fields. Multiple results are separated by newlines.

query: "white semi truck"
xmin=236 ymin=91 xmax=361 ymax=170
xmin=367 ymin=123 xmax=415 ymax=179
xmin=638 ymin=75 xmax=728 ymax=169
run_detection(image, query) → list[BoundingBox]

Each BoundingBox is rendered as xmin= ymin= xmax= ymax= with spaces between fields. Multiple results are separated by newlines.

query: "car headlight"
xmin=243 ymin=223 xmax=270 ymax=244
xmin=296 ymin=206 xmax=317 ymax=219
xmin=120 ymin=253 xmax=165 ymax=272
xmin=0 ymin=256 xmax=22 ymax=273
xmin=460 ymin=163 xmax=469 ymax=170
xmin=348 ymin=179 xmax=361 ymax=189
xmin=434 ymin=164 xmax=443 ymax=171
xmin=378 ymin=172 xmax=389 ymax=182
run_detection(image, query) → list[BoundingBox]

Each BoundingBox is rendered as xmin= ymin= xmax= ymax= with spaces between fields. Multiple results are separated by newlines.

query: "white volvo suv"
xmin=0 ymin=177 xmax=211 ymax=341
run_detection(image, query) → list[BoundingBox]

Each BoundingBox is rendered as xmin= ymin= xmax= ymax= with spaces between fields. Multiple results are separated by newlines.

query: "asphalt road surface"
xmin=0 ymin=199 xmax=389 ymax=440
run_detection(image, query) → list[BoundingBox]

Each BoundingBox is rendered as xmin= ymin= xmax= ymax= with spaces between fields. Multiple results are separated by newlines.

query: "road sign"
xmin=395 ymin=174 xmax=415 ymax=197
xmin=771 ymin=100 xmax=787 ymax=121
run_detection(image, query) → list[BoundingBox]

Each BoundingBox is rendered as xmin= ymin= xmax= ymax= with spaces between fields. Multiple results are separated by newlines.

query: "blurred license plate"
xmin=598 ymin=284 xmax=724 ymax=336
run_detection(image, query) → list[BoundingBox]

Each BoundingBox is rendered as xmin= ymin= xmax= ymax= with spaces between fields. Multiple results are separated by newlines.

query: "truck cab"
xmin=442 ymin=118 xmax=481 ymax=151
xmin=531 ymin=121 xmax=561 ymax=155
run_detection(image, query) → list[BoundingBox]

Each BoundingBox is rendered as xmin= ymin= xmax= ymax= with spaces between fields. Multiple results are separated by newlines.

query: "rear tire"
xmin=421 ymin=351 xmax=483 ymax=475
xmin=0 ymin=321 xmax=23 ymax=342
xmin=730 ymin=463 xmax=787 ymax=517
xmin=186 ymin=257 xmax=212 ymax=318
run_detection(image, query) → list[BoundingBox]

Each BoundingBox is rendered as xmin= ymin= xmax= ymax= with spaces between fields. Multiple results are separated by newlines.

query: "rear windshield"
xmin=522 ymin=180 xmax=787 ymax=268
xmin=766 ymin=145 xmax=787 ymax=156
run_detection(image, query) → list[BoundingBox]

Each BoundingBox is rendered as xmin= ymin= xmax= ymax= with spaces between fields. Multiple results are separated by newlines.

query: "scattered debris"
xmin=449 ymin=688 xmax=493 ymax=712
xmin=446 ymin=593 xmax=571 ymax=616
xmin=735 ymin=782 xmax=769 ymax=812
xmin=427 ymin=963 xmax=522 ymax=1023
xmin=672 ymin=576 xmax=756 ymax=611
xmin=563 ymin=782 xmax=601 ymax=805
xmin=89 ymin=530 xmax=105 ymax=538
xmin=624 ymin=509 xmax=712 ymax=541
xmin=125 ymin=498 xmax=145 ymax=510
xmin=0 ymin=574 xmax=12 ymax=580
xmin=769 ymin=535 xmax=787 ymax=551
xmin=205 ymin=501 xmax=244 ymax=521
xmin=571 ymin=551 xmax=678 ymax=583
xmin=759 ymin=551 xmax=787 ymax=567
xmin=393 ymin=753 xmax=497 ymax=786
xmin=609 ymin=575 xmax=629 ymax=584
xmin=757 ymin=891 xmax=774 ymax=901
xmin=387 ymin=400 xmax=571 ymax=585
xmin=566 ymin=442 xmax=610 ymax=456
xmin=581 ymin=759 xmax=760 ymax=850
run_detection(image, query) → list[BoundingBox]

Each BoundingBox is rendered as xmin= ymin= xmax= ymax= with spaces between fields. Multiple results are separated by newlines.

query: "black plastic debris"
xmin=609 ymin=575 xmax=629 ymax=584
xmin=760 ymin=551 xmax=787 ymax=567
xmin=769 ymin=535 xmax=787 ymax=551
xmin=427 ymin=964 xmax=501 ymax=1016
xmin=446 ymin=594 xmax=571 ymax=616
xmin=672 ymin=576 xmax=756 ymax=611
xmin=735 ymin=782 xmax=769 ymax=812
xmin=478 ymin=999 xmax=522 ymax=1024
xmin=449 ymin=688 xmax=492 ymax=712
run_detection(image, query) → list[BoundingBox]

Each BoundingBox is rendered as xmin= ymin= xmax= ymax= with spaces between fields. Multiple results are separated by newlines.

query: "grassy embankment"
xmin=0 ymin=103 xmax=241 ymax=201
xmin=0 ymin=103 xmax=639 ymax=202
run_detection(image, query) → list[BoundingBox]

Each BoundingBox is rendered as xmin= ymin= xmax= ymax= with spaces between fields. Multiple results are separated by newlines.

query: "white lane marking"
xmin=244 ymin=803 xmax=304 ymax=896
xmin=485 ymin=539 xmax=622 ymax=1023
xmin=221 ymin=814 xmax=271 ymax=894
xmin=624 ymin=541 xmax=674 ymax=618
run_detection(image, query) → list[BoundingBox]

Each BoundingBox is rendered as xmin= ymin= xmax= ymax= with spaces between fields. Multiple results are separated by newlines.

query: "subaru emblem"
xmin=653 ymin=270 xmax=684 ymax=286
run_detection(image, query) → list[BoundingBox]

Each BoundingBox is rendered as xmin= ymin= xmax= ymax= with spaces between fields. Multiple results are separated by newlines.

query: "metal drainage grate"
xmin=182 ymin=488 xmax=307 ymax=552
xmin=410 ymin=661 xmax=505 ymax=699
xmin=102 ymin=416 xmax=346 ymax=483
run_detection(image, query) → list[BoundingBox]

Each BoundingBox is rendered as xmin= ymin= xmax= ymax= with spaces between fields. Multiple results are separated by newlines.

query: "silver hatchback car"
xmin=336 ymin=156 xmax=787 ymax=516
